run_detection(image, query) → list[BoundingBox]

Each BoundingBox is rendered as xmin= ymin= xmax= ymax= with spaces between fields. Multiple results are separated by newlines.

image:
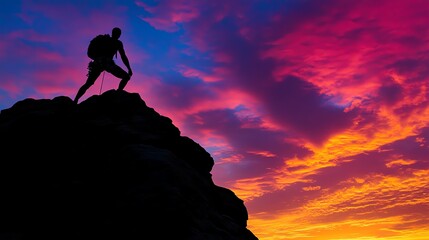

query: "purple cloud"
xmin=184 ymin=108 xmax=311 ymax=183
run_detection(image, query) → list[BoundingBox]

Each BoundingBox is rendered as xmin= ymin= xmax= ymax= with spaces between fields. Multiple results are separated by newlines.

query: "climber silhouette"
xmin=74 ymin=27 xmax=133 ymax=104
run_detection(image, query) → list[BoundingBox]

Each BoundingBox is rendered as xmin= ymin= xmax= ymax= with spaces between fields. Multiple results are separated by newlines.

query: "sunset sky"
xmin=1 ymin=1 xmax=429 ymax=239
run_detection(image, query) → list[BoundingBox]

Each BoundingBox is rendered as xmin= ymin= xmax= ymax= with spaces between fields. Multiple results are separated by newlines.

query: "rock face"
xmin=0 ymin=90 xmax=258 ymax=240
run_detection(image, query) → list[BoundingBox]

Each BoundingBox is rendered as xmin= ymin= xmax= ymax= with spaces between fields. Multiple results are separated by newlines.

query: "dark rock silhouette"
xmin=0 ymin=90 xmax=258 ymax=240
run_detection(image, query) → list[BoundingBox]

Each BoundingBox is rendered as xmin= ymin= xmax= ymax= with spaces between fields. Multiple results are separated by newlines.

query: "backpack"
xmin=87 ymin=34 xmax=113 ymax=60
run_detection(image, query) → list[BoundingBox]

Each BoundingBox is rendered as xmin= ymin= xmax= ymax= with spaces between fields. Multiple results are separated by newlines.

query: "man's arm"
xmin=118 ymin=41 xmax=133 ymax=76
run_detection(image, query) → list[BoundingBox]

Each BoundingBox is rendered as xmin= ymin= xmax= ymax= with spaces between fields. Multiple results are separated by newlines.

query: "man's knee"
xmin=123 ymin=74 xmax=130 ymax=81
xmin=124 ymin=73 xmax=131 ymax=81
xmin=84 ymin=80 xmax=96 ymax=88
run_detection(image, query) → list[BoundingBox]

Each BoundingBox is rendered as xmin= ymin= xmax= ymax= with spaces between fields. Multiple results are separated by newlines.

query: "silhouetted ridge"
xmin=0 ymin=90 xmax=258 ymax=240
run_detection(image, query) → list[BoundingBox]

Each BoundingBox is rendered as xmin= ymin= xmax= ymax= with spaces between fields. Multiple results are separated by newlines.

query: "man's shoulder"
xmin=112 ymin=39 xmax=123 ymax=49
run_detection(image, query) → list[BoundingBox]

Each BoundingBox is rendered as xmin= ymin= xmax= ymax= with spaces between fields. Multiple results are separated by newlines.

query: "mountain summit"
xmin=0 ymin=90 xmax=258 ymax=240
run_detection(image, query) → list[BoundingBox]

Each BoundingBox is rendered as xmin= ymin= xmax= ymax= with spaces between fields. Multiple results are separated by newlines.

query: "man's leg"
xmin=106 ymin=64 xmax=130 ymax=91
xmin=74 ymin=64 xmax=102 ymax=103
xmin=117 ymin=75 xmax=131 ymax=91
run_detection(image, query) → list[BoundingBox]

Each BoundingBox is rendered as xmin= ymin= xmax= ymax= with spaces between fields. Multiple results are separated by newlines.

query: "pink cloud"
xmin=177 ymin=65 xmax=222 ymax=83
xmin=0 ymin=74 xmax=22 ymax=97
xmin=261 ymin=0 xmax=429 ymax=106
xmin=136 ymin=0 xmax=201 ymax=32
xmin=169 ymin=0 xmax=429 ymax=147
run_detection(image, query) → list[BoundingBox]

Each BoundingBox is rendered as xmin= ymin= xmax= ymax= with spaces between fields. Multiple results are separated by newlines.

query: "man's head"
xmin=112 ymin=27 xmax=121 ymax=39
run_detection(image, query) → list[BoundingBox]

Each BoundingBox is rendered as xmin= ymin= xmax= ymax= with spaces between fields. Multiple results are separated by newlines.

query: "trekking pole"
xmin=99 ymin=71 xmax=105 ymax=94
